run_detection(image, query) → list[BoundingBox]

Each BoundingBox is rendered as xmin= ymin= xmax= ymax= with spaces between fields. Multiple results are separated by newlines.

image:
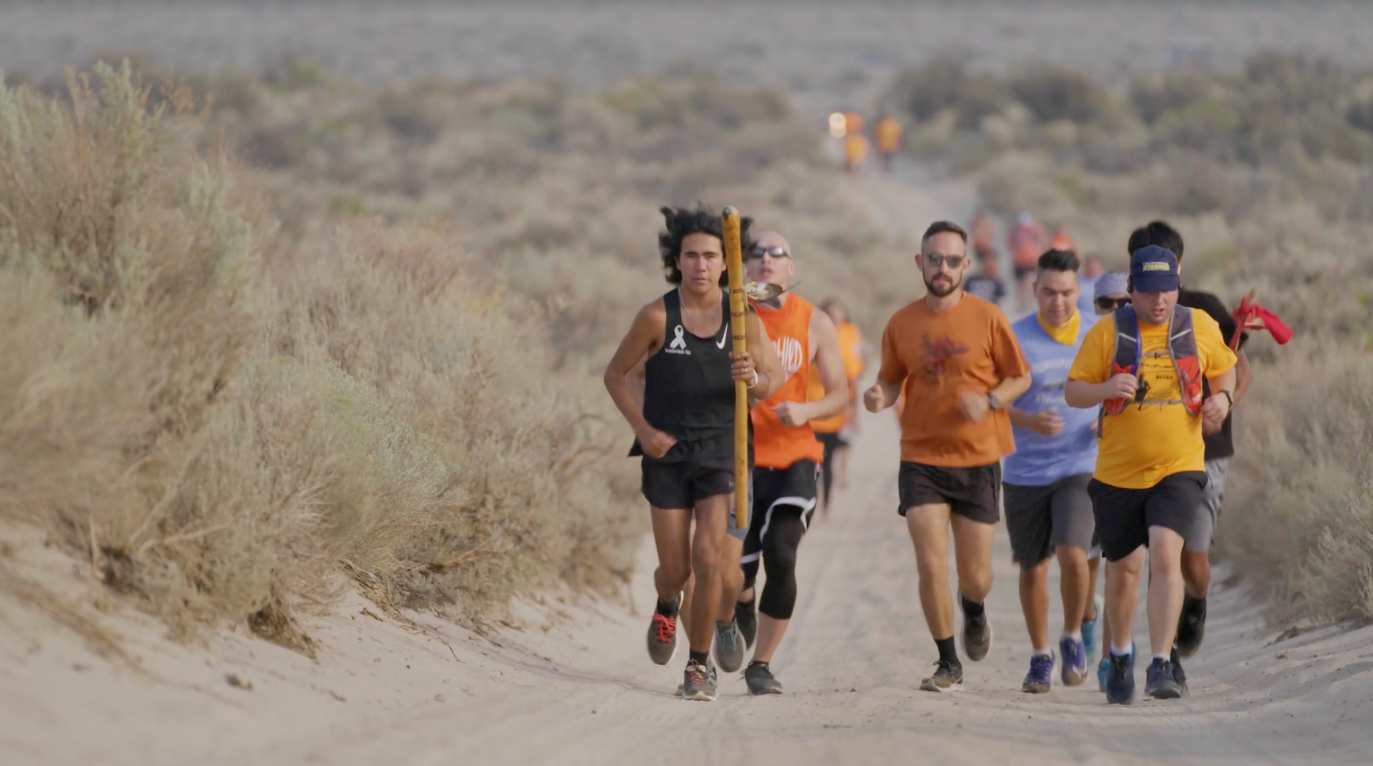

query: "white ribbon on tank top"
xmin=669 ymin=324 xmax=688 ymax=350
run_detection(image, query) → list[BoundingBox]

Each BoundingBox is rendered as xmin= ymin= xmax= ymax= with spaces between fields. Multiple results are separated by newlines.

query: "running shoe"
xmin=1105 ymin=652 xmax=1135 ymax=705
xmin=1060 ymin=635 xmax=1088 ymax=687
xmin=960 ymin=599 xmax=993 ymax=662
xmin=1022 ymin=652 xmax=1055 ymax=694
xmin=920 ymin=659 xmax=964 ymax=693
xmin=735 ymin=596 xmax=757 ymax=649
xmin=744 ymin=661 xmax=783 ymax=695
xmin=714 ymin=620 xmax=745 ymax=673
xmin=1097 ymin=657 xmax=1111 ymax=693
xmin=1082 ymin=594 xmax=1103 ymax=663
xmin=1176 ymin=594 xmax=1207 ymax=658
xmin=682 ymin=659 xmax=718 ymax=701
xmin=1145 ymin=657 xmax=1183 ymax=700
xmin=647 ymin=598 xmax=680 ymax=666
xmin=1170 ymin=644 xmax=1189 ymax=697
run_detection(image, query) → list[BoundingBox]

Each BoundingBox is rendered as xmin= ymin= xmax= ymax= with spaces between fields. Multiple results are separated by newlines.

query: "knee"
xmin=915 ymin=551 xmax=947 ymax=583
xmin=1111 ymin=550 xmax=1146 ymax=579
xmin=763 ymin=539 xmax=798 ymax=576
xmin=961 ymin=570 xmax=994 ymax=600
xmin=659 ymin=562 xmax=691 ymax=591
xmin=692 ymin=543 xmax=720 ymax=578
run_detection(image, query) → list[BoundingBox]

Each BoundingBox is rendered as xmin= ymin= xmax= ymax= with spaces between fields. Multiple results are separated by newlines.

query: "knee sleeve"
xmin=759 ymin=509 xmax=808 ymax=620
xmin=741 ymin=557 xmax=760 ymax=592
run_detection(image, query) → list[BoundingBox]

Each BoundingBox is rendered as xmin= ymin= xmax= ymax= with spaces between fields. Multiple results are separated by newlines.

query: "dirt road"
xmin=8 ymin=404 xmax=1369 ymax=766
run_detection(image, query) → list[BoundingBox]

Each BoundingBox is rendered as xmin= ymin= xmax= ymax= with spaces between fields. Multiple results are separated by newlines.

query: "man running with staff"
xmin=719 ymin=230 xmax=848 ymax=696
xmin=1065 ymin=245 xmax=1236 ymax=704
xmin=604 ymin=205 xmax=782 ymax=702
xmin=1003 ymin=249 xmax=1099 ymax=693
xmin=865 ymin=221 xmax=1031 ymax=693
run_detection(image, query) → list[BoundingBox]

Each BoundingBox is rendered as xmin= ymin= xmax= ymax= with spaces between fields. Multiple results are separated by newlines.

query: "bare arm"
xmin=1065 ymin=377 xmax=1128 ymax=409
xmin=1201 ymin=365 xmax=1238 ymax=434
xmin=992 ymin=374 xmax=1032 ymax=406
xmin=742 ymin=307 xmax=782 ymax=405
xmin=604 ymin=301 xmax=669 ymax=449
xmin=1233 ymin=348 xmax=1253 ymax=404
xmin=773 ymin=308 xmax=848 ymax=426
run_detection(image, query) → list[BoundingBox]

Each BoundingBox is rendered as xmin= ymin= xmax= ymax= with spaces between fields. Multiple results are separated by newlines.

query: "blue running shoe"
xmin=1082 ymin=594 xmax=1103 ymax=664
xmin=1060 ymin=635 xmax=1088 ymax=686
xmin=1105 ymin=652 xmax=1135 ymax=705
xmin=1022 ymin=652 xmax=1055 ymax=694
xmin=1097 ymin=657 xmax=1111 ymax=692
xmin=1145 ymin=657 xmax=1183 ymax=700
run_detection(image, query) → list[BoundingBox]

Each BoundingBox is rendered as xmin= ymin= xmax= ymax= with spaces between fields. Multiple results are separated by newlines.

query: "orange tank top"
xmin=753 ymin=296 xmax=826 ymax=469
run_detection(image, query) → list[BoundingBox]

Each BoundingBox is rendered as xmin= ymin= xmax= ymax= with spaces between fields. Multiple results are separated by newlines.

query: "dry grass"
xmin=0 ymin=62 xmax=643 ymax=650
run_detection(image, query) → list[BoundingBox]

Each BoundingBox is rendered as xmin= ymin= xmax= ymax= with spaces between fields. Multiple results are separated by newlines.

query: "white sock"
xmin=1110 ymin=644 xmax=1133 ymax=657
xmin=1032 ymin=648 xmax=1053 ymax=658
xmin=1153 ymin=653 xmax=1170 ymax=663
xmin=1064 ymin=629 xmax=1083 ymax=642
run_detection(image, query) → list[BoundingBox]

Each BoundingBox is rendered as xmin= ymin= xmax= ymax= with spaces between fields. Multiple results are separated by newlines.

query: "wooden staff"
xmin=722 ymin=206 xmax=748 ymax=531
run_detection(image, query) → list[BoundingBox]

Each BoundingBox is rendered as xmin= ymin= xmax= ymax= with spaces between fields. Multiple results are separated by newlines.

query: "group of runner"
xmin=606 ymin=206 xmax=1253 ymax=705
xmin=837 ymin=112 xmax=903 ymax=175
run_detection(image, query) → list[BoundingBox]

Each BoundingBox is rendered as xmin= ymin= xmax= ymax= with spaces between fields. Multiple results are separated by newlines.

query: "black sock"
xmin=1186 ymin=594 xmax=1207 ymax=612
xmin=960 ymin=594 xmax=985 ymax=618
xmin=689 ymin=649 xmax=709 ymax=666
xmin=656 ymin=598 xmax=679 ymax=618
xmin=935 ymin=636 xmax=959 ymax=665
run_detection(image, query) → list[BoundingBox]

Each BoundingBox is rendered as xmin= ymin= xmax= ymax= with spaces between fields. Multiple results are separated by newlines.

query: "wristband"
xmin=1218 ymin=389 xmax=1234 ymax=409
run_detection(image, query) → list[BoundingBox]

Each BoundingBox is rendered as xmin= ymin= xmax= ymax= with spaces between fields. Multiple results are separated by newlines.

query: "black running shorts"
xmin=742 ymin=459 xmax=820 ymax=562
xmin=898 ymin=461 xmax=1001 ymax=525
xmin=1088 ymin=472 xmax=1207 ymax=562
xmin=641 ymin=457 xmax=748 ymax=540
xmin=1004 ymin=474 xmax=1095 ymax=566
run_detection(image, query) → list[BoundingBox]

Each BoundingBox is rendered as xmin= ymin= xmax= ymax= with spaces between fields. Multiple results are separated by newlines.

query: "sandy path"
xmin=6 ymin=407 xmax=1370 ymax=765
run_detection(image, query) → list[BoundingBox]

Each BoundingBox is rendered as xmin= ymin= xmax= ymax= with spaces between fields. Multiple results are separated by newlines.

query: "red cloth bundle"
xmin=1230 ymin=291 xmax=1293 ymax=350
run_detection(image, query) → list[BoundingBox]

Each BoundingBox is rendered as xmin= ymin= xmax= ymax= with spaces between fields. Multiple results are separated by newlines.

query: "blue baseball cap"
xmin=1129 ymin=245 xmax=1180 ymax=292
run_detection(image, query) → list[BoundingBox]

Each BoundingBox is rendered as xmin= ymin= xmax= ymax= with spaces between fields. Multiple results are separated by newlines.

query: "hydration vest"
xmin=1102 ymin=305 xmax=1204 ymax=419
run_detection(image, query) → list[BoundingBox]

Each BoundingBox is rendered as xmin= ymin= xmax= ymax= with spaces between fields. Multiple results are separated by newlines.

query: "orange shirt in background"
xmin=753 ymin=296 xmax=825 ymax=469
xmin=877 ymin=295 xmax=1029 ymax=467
xmin=843 ymin=133 xmax=870 ymax=165
xmin=875 ymin=117 xmax=902 ymax=153
xmin=810 ymin=320 xmax=864 ymax=434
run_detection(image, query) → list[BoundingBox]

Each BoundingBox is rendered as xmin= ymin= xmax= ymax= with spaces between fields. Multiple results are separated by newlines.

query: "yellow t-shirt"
xmin=1068 ymin=309 xmax=1236 ymax=488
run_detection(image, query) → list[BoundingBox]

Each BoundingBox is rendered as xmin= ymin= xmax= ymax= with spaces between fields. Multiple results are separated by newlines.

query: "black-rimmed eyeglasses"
xmin=1095 ymin=297 xmax=1132 ymax=311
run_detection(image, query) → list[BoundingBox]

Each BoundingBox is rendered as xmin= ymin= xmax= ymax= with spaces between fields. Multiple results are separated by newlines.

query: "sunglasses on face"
xmin=922 ymin=254 xmax=965 ymax=269
xmin=1096 ymin=297 xmax=1132 ymax=311
xmin=750 ymin=245 xmax=790 ymax=259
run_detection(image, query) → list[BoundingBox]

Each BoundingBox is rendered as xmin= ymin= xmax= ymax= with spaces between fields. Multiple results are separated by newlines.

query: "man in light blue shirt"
xmin=1004 ymin=249 xmax=1100 ymax=694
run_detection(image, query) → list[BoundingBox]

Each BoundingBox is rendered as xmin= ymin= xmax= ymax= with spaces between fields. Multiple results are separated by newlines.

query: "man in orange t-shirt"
xmin=864 ymin=220 xmax=1031 ymax=693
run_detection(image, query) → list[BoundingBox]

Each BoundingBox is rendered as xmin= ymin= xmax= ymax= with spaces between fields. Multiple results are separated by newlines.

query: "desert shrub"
xmin=886 ymin=57 xmax=1006 ymax=130
xmin=0 ymin=62 xmax=640 ymax=649
xmin=1009 ymin=65 xmax=1112 ymax=125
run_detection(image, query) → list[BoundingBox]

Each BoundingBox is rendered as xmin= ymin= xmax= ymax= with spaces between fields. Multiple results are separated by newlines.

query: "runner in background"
xmin=964 ymin=254 xmax=1009 ymax=308
xmin=1049 ymin=223 xmax=1076 ymax=254
xmin=1077 ymin=253 xmax=1106 ymax=317
xmin=875 ymin=115 xmax=903 ymax=172
xmin=811 ymin=298 xmax=866 ymax=516
xmin=843 ymin=131 xmax=870 ymax=176
xmin=1008 ymin=212 xmax=1047 ymax=313
xmin=970 ymin=210 xmax=998 ymax=264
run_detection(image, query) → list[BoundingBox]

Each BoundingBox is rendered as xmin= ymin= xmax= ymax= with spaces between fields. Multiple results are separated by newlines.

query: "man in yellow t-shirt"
xmin=1065 ymin=245 xmax=1236 ymax=705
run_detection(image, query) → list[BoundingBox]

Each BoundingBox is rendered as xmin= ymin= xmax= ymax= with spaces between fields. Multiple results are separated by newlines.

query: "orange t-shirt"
xmin=810 ymin=321 xmax=864 ymax=434
xmin=877 ymin=294 xmax=1029 ymax=467
xmin=875 ymin=118 xmax=902 ymax=153
xmin=753 ymin=296 xmax=825 ymax=469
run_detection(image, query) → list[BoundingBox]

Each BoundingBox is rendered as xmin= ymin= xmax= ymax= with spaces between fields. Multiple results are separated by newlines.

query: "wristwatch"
xmin=987 ymin=393 xmax=1002 ymax=411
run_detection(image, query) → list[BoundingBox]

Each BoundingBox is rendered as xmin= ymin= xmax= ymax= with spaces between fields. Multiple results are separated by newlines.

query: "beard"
xmin=924 ymin=271 xmax=962 ymax=298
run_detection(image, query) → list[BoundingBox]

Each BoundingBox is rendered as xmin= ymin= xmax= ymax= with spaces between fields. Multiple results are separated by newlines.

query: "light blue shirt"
xmin=1077 ymin=274 xmax=1099 ymax=317
xmin=1003 ymin=313 xmax=1099 ymax=486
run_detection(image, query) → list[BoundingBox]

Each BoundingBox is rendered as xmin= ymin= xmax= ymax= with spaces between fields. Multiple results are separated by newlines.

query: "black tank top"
xmin=637 ymin=289 xmax=735 ymax=464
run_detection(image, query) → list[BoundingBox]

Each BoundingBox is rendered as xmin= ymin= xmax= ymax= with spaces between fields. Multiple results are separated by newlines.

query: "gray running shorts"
xmin=1004 ymin=474 xmax=1096 ymax=566
xmin=1182 ymin=457 xmax=1229 ymax=553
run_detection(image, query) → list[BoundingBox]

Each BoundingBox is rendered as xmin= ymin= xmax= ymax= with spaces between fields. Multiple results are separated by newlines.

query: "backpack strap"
xmin=1102 ymin=306 xmax=1140 ymax=417
xmin=1169 ymin=306 xmax=1204 ymax=415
